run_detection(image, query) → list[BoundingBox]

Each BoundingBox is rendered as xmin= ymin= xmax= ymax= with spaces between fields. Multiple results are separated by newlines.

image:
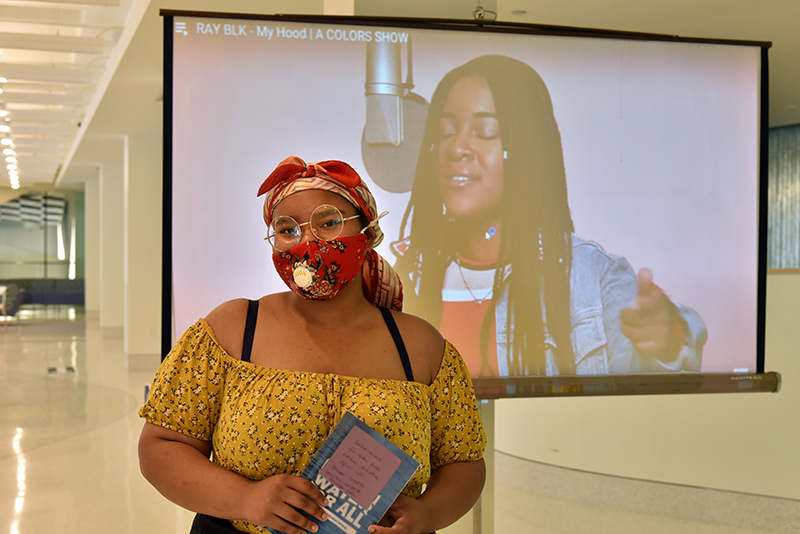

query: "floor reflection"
xmin=0 ymin=308 xmax=137 ymax=460
xmin=0 ymin=306 xmax=195 ymax=533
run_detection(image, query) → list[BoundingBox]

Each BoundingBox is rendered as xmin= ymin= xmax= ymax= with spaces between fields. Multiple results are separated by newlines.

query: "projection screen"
xmin=162 ymin=12 xmax=775 ymax=397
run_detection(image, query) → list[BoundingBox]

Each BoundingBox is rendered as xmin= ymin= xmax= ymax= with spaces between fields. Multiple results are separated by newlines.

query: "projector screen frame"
xmin=160 ymin=11 xmax=774 ymax=397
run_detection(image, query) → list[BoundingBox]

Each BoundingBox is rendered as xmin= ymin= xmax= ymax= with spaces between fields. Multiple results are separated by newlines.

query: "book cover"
xmin=271 ymin=411 xmax=420 ymax=534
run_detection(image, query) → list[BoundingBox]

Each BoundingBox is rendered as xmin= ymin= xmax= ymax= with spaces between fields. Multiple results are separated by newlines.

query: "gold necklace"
xmin=455 ymin=261 xmax=493 ymax=305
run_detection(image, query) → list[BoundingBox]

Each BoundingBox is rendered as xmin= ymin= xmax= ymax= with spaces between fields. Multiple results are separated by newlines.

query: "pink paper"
xmin=319 ymin=425 xmax=402 ymax=509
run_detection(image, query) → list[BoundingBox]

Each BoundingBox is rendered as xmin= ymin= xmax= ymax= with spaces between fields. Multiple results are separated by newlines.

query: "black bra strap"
xmin=378 ymin=306 xmax=414 ymax=382
xmin=241 ymin=299 xmax=259 ymax=363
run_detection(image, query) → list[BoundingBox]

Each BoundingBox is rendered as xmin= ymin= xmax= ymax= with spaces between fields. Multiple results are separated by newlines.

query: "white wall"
xmin=495 ymin=272 xmax=800 ymax=500
xmin=124 ymin=134 xmax=163 ymax=357
xmin=84 ymin=175 xmax=101 ymax=314
xmin=99 ymin=159 xmax=125 ymax=332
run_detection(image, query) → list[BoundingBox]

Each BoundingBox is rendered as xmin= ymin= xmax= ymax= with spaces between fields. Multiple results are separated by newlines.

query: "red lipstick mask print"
xmin=272 ymin=233 xmax=369 ymax=300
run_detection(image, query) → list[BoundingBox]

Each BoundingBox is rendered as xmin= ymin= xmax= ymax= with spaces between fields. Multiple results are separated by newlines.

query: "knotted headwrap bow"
xmin=258 ymin=156 xmax=403 ymax=311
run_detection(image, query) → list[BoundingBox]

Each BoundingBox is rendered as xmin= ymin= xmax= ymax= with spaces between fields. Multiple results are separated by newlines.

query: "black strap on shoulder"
xmin=241 ymin=299 xmax=259 ymax=363
xmin=378 ymin=306 xmax=414 ymax=382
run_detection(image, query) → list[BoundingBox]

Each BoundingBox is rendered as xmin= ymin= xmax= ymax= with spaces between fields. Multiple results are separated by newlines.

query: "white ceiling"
xmin=0 ymin=0 xmax=798 ymax=197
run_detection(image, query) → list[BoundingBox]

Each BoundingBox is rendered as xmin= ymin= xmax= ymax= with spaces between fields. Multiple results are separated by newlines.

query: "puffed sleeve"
xmin=429 ymin=341 xmax=486 ymax=469
xmin=138 ymin=319 xmax=227 ymax=441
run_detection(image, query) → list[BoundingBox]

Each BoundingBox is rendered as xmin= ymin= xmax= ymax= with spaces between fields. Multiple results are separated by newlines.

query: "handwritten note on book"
xmin=319 ymin=424 xmax=402 ymax=509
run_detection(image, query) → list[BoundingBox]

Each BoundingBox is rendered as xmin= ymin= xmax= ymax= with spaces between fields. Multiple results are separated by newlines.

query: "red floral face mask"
xmin=272 ymin=233 xmax=369 ymax=300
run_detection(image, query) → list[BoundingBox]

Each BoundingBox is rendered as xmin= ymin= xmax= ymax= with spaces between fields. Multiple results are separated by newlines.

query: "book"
xmin=271 ymin=411 xmax=420 ymax=534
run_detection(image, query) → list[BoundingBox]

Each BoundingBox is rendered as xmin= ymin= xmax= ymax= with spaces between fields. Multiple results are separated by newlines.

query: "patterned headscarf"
xmin=258 ymin=156 xmax=403 ymax=311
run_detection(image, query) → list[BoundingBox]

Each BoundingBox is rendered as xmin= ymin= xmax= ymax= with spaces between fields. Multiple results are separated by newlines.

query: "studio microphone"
xmin=362 ymin=38 xmax=429 ymax=194
xmin=364 ymin=40 xmax=404 ymax=146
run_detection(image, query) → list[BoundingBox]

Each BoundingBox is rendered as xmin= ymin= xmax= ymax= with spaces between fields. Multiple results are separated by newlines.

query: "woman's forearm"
xmin=417 ymin=459 xmax=486 ymax=532
xmin=138 ymin=423 xmax=253 ymax=520
xmin=138 ymin=422 xmax=328 ymax=534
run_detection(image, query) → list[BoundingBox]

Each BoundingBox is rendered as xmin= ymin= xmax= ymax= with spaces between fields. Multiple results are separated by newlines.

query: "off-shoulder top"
xmin=139 ymin=318 xmax=486 ymax=533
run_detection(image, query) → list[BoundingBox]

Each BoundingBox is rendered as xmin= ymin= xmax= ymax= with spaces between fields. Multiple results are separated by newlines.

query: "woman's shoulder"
xmin=204 ymin=298 xmax=255 ymax=360
xmin=389 ymin=309 xmax=445 ymax=384
xmin=204 ymin=294 xmax=288 ymax=360
xmin=205 ymin=297 xmax=250 ymax=327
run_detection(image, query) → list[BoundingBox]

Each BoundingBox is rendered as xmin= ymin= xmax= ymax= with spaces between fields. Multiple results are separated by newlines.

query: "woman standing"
xmin=139 ymin=156 xmax=486 ymax=534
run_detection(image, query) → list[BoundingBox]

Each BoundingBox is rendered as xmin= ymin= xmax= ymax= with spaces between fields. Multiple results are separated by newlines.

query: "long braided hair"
xmin=394 ymin=55 xmax=576 ymax=375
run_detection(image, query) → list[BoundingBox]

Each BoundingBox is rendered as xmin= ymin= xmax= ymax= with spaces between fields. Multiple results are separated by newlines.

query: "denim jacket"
xmin=494 ymin=234 xmax=707 ymax=376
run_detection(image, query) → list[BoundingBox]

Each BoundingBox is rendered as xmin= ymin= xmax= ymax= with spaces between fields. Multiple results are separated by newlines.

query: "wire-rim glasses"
xmin=266 ymin=204 xmax=361 ymax=251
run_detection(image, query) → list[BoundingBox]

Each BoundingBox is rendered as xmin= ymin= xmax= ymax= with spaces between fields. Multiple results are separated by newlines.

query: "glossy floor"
xmin=0 ymin=307 xmax=797 ymax=533
xmin=0 ymin=307 xmax=195 ymax=533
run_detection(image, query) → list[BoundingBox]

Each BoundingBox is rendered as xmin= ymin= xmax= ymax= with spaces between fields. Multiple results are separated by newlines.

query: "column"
xmin=83 ymin=172 xmax=101 ymax=318
xmin=123 ymin=134 xmax=163 ymax=364
xmin=99 ymin=156 xmax=125 ymax=336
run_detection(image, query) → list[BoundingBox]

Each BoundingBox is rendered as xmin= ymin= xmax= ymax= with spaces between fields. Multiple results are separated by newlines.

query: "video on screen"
xmin=169 ymin=15 xmax=763 ymax=378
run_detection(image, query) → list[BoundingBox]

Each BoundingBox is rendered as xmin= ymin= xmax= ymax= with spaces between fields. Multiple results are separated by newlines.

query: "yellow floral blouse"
xmin=139 ymin=319 xmax=486 ymax=533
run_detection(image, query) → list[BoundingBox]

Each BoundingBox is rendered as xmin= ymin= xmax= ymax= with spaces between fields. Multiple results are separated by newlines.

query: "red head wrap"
xmin=258 ymin=156 xmax=403 ymax=311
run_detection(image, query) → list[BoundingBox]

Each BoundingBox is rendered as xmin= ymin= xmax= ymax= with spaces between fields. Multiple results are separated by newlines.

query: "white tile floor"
xmin=1 ymin=307 xmax=797 ymax=533
xmin=0 ymin=307 xmax=194 ymax=532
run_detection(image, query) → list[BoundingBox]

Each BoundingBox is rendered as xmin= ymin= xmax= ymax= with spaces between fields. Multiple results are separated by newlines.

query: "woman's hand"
xmin=619 ymin=268 xmax=683 ymax=361
xmin=242 ymin=474 xmax=329 ymax=534
xmin=367 ymin=494 xmax=430 ymax=534
xmin=368 ymin=460 xmax=485 ymax=534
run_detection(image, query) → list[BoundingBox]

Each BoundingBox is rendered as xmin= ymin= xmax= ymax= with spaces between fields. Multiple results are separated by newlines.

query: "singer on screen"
xmin=392 ymin=55 xmax=707 ymax=377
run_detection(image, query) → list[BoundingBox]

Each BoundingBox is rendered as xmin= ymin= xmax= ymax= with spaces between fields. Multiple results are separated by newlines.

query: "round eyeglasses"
xmin=266 ymin=204 xmax=362 ymax=251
